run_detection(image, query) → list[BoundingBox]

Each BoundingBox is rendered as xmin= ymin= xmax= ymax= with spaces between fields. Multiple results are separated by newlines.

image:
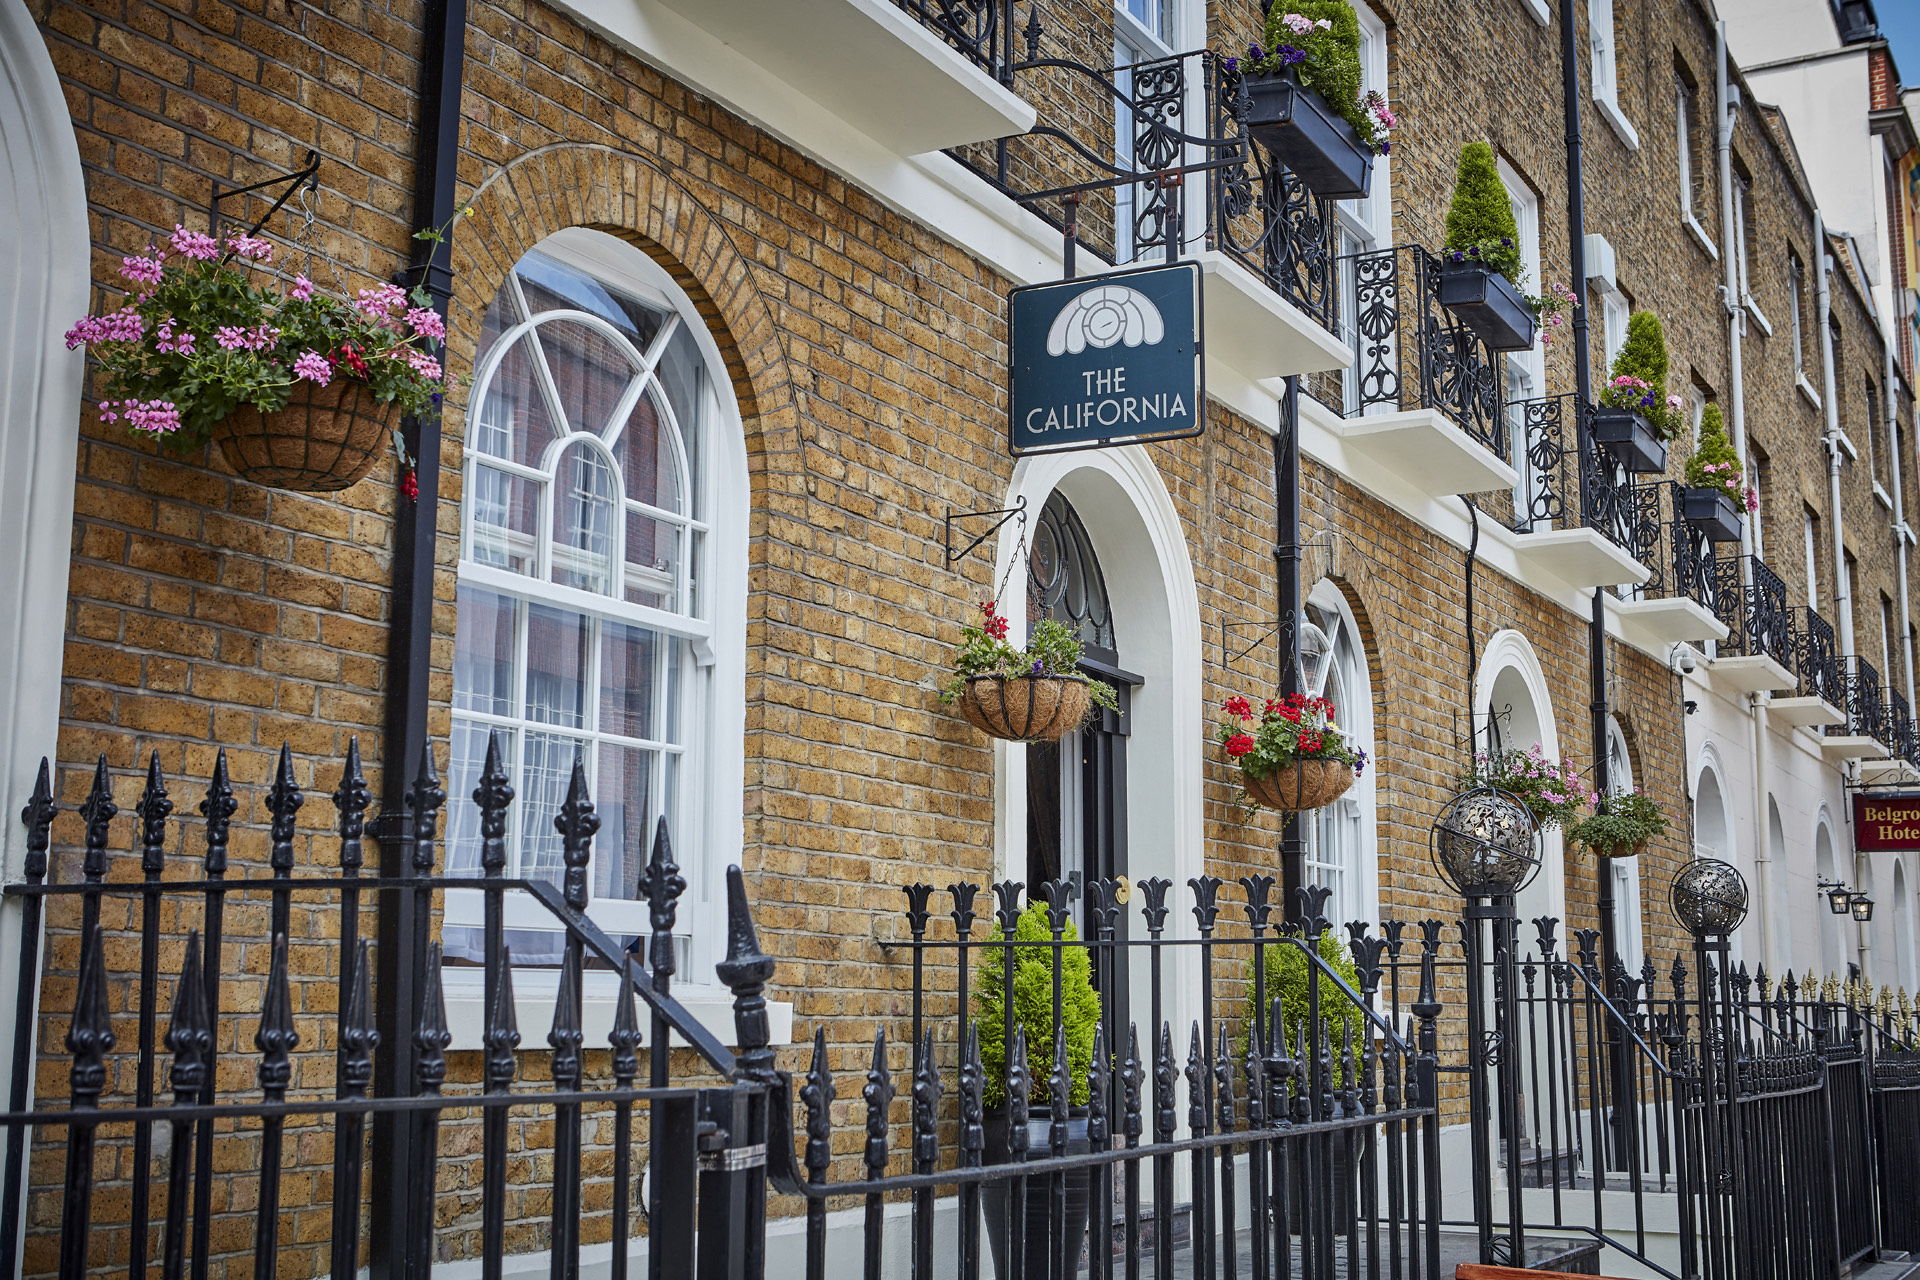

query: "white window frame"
xmin=1336 ymin=0 xmax=1392 ymax=415
xmin=1498 ymin=157 xmax=1547 ymax=522
xmin=1299 ymin=580 xmax=1378 ymax=929
xmin=1676 ymin=75 xmax=1718 ymax=257
xmin=447 ymin=227 xmax=748 ymax=985
xmin=1113 ymin=0 xmax=1196 ymax=266
xmin=1590 ymin=0 xmax=1639 ymax=148
xmin=1605 ymin=718 xmax=1645 ymax=973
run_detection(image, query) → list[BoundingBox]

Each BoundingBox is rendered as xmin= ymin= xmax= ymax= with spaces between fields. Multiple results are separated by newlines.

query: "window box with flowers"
xmin=941 ymin=601 xmax=1119 ymax=742
xmin=1467 ymin=745 xmax=1589 ymax=831
xmin=1564 ymin=789 xmax=1668 ymax=860
xmin=1217 ymin=693 xmax=1367 ymax=812
xmin=1232 ymin=1 xmax=1393 ymax=202
xmin=1437 ymin=143 xmax=1545 ymax=353
xmin=1683 ymin=405 xmax=1754 ymax=543
xmin=1592 ymin=311 xmax=1682 ymax=474
xmin=64 ymin=215 xmax=454 ymax=493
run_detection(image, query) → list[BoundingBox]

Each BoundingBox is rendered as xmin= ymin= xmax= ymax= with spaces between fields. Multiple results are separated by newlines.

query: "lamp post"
xmin=1432 ymin=785 xmax=1541 ymax=1265
xmin=1671 ymin=858 xmax=1750 ymax=1280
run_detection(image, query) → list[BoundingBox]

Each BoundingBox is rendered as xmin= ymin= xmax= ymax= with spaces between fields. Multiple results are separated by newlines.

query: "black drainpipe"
xmin=372 ymin=0 xmax=465 ymax=1270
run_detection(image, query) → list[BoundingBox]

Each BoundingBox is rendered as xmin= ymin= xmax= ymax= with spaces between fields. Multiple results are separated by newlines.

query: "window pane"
xmin=654 ymin=324 xmax=705 ymax=516
xmin=615 ymin=390 xmax=684 ymax=514
xmin=475 ymin=284 xmax=523 ymax=374
xmin=469 ymin=463 xmax=538 ymax=574
xmin=551 ymin=441 xmax=619 ymax=595
xmin=525 ymin=604 xmax=589 ymax=728
xmin=540 ymin=318 xmax=640 ymax=437
xmin=595 ymin=743 xmax=656 ymax=901
xmin=601 ymin=623 xmax=662 ymax=741
xmin=447 ymin=720 xmax=514 ymax=877
xmin=453 ymin=586 xmax=518 ymax=715
xmin=474 ymin=338 xmax=561 ymax=468
xmin=624 ymin=512 xmax=682 ymax=610
xmin=519 ymin=731 xmax=587 ymax=888
xmin=516 ymin=250 xmax=668 ymax=350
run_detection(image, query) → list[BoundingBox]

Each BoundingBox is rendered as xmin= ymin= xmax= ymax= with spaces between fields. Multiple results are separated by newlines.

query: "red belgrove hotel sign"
xmin=1853 ymin=795 xmax=1920 ymax=851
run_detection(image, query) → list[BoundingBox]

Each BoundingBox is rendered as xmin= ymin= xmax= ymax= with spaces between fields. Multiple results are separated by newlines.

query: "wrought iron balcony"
xmin=1887 ymin=689 xmax=1918 ymax=764
xmin=1711 ymin=556 xmax=1797 ymax=671
xmin=1632 ymin=482 xmax=1722 ymax=612
xmin=1508 ymin=397 xmax=1639 ymax=550
xmin=1798 ymin=606 xmax=1843 ymax=705
xmin=1828 ymin=654 xmax=1888 ymax=743
xmin=891 ymin=0 xmax=1008 ymax=77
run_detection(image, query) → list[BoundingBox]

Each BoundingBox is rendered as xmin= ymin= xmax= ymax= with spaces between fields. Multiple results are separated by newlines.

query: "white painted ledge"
xmin=1821 ymin=734 xmax=1888 ymax=763
xmin=1511 ymin=527 xmax=1649 ymax=591
xmin=1326 ymin=407 xmax=1517 ymax=498
xmin=1768 ymin=695 xmax=1845 ymax=728
xmin=1613 ymin=596 xmax=1730 ymax=650
xmin=1708 ymin=653 xmax=1797 ymax=695
xmin=1859 ymin=757 xmax=1920 ymax=786
xmin=1192 ymin=248 xmax=1354 ymax=383
xmin=651 ymin=0 xmax=1034 ymax=154
xmin=440 ymin=966 xmax=793 ymax=1053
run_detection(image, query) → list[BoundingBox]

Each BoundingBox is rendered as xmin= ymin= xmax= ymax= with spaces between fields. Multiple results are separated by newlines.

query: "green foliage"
xmin=1599 ymin=311 xmax=1683 ymax=439
xmin=974 ymin=901 xmax=1103 ymax=1108
xmin=939 ymin=604 xmax=1119 ymax=714
xmin=1466 ymin=745 xmax=1590 ymax=830
xmin=1216 ymin=693 xmax=1364 ymax=810
xmin=1250 ymin=0 xmax=1392 ymax=153
xmin=1442 ymin=143 xmax=1524 ymax=286
xmin=1240 ymin=932 xmax=1366 ymax=1084
xmin=1565 ymin=789 xmax=1669 ymax=854
xmin=1686 ymin=405 xmax=1748 ymax=501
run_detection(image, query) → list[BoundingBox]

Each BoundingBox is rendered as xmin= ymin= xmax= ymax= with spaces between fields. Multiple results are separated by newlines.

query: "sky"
xmin=1883 ymin=0 xmax=1920 ymax=89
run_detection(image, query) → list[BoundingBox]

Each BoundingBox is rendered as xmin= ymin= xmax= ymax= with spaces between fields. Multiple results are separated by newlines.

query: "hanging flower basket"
xmin=1588 ymin=839 xmax=1650 ymax=860
xmin=958 ymin=676 xmax=1091 ymax=743
xmin=1241 ymin=757 xmax=1356 ymax=812
xmin=212 ymin=378 xmax=400 ymax=492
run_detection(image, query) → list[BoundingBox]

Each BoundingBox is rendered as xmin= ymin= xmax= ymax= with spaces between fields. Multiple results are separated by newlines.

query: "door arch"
xmin=1604 ymin=717 xmax=1645 ymax=972
xmin=1473 ymin=630 xmax=1567 ymax=928
xmin=1816 ymin=817 xmax=1844 ymax=979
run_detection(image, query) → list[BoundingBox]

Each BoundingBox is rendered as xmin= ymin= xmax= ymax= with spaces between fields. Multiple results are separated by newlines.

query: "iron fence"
xmin=891 ymin=0 xmax=1008 ymax=78
xmin=1799 ymin=607 xmax=1843 ymax=706
xmin=1507 ymin=397 xmax=1639 ymax=553
xmin=1711 ymin=556 xmax=1796 ymax=671
xmin=1630 ymin=482 xmax=1723 ymax=617
xmin=1828 ymin=654 xmax=1887 ymax=743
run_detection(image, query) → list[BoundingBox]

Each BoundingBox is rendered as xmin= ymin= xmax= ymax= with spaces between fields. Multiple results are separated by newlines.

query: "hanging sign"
xmin=1852 ymin=794 xmax=1920 ymax=851
xmin=1008 ymin=261 xmax=1204 ymax=456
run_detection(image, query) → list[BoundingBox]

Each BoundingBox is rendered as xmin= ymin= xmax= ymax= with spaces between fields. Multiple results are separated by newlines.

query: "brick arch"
xmin=441 ymin=143 xmax=799 ymax=475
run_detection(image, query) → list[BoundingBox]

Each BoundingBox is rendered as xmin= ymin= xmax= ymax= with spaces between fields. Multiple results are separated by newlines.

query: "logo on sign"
xmin=1007 ymin=263 xmax=1203 ymax=457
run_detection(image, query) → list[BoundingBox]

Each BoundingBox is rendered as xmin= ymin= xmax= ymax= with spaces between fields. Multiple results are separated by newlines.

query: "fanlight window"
xmin=449 ymin=245 xmax=715 ymax=956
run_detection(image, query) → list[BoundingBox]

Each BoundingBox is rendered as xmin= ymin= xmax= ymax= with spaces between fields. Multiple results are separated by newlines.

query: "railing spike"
xmin=267 ymin=743 xmax=302 ymax=875
xmin=1088 ymin=1019 xmax=1110 ymax=1145
xmin=474 ymin=733 xmax=514 ymax=876
xmin=1153 ymin=1021 xmax=1176 ymax=1142
xmin=637 ymin=816 xmax=686 ymax=983
xmin=1189 ymin=875 xmax=1223 ymax=934
xmin=1240 ymin=874 xmax=1276 ymax=933
xmin=1007 ymin=1027 xmax=1030 ymax=1154
xmin=547 ymin=943 xmax=583 ymax=1092
xmin=609 ymin=963 xmax=640 ymax=1087
xmin=991 ymin=879 xmax=1025 ymax=935
xmin=1185 ymin=1022 xmax=1207 ymax=1135
xmin=416 ymin=943 xmax=451 ymax=1095
xmin=406 ymin=740 xmax=446 ymax=875
xmin=485 ymin=947 xmax=522 ymax=1091
xmin=959 ymin=1022 xmax=984 ymax=1164
xmin=1213 ymin=1023 xmax=1234 ymax=1133
xmin=802 ymin=1026 xmax=837 ymax=1180
xmin=903 ymin=884 xmax=934 ymax=936
xmin=554 ymin=756 xmax=598 ymax=911
xmin=200 ymin=749 xmax=237 ymax=875
xmin=913 ymin=1028 xmax=941 ymax=1169
xmin=333 ymin=738 xmax=372 ymax=873
xmin=863 ymin=1028 xmax=894 ymax=1175
xmin=80 ymin=754 xmax=116 ymax=883
xmin=67 ymin=926 xmax=114 ymax=1105
xmin=1138 ymin=877 xmax=1172 ymax=935
xmin=137 ymin=752 xmax=173 ymax=875
xmin=1049 ymin=1020 xmax=1071 ymax=1154
xmin=717 ymin=864 xmax=777 ymax=1084
xmin=1036 ymin=878 xmax=1075 ymax=936
xmin=255 ymin=933 xmax=298 ymax=1098
xmin=1244 ymin=1023 xmax=1265 ymax=1129
xmin=1121 ymin=1022 xmax=1144 ymax=1146
xmin=947 ymin=882 xmax=980 ymax=939
xmin=19 ymin=758 xmax=55 ymax=883
xmin=165 ymin=930 xmax=211 ymax=1098
xmin=339 ymin=938 xmax=378 ymax=1098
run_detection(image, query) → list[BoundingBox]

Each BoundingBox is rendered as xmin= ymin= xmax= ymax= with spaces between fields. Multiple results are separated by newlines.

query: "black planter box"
xmin=1241 ymin=70 xmax=1373 ymax=201
xmin=1437 ymin=262 xmax=1537 ymax=352
xmin=1591 ymin=408 xmax=1670 ymax=474
xmin=982 ymin=1107 xmax=1090 ymax=1279
xmin=1683 ymin=486 xmax=1745 ymax=542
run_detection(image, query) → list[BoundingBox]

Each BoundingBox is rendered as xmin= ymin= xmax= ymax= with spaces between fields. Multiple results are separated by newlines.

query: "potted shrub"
xmin=1565 ymin=789 xmax=1668 ymax=860
xmin=975 ymin=899 xmax=1102 ymax=1280
xmin=1684 ymin=405 xmax=1755 ymax=543
xmin=1217 ymin=693 xmax=1367 ymax=812
xmin=64 ymin=218 xmax=451 ymax=493
xmin=1468 ymin=745 xmax=1589 ymax=832
xmin=1436 ymin=143 xmax=1537 ymax=352
xmin=1234 ymin=1 xmax=1394 ymax=201
xmin=1592 ymin=311 xmax=1682 ymax=474
xmin=941 ymin=600 xmax=1118 ymax=743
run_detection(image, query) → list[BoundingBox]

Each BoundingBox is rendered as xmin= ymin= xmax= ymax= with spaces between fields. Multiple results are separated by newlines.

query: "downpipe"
xmin=1717 ymin=25 xmax=1776 ymax=972
xmin=1817 ymin=210 xmax=1851 ymax=658
xmin=1886 ymin=340 xmax=1914 ymax=701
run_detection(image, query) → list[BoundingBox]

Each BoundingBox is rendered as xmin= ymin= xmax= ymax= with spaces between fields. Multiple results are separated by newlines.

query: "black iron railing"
xmin=1830 ymin=654 xmax=1888 ymax=741
xmin=1712 ymin=555 xmax=1796 ymax=670
xmin=1508 ymin=397 xmax=1640 ymax=552
xmin=1801 ymin=606 xmax=1843 ymax=705
xmin=1632 ymin=481 xmax=1722 ymax=614
xmin=1887 ymin=688 xmax=1917 ymax=763
xmin=893 ymin=0 xmax=1008 ymax=78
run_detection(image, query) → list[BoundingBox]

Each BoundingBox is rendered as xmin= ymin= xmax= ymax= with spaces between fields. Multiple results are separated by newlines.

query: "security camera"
xmin=1685 ymin=700 xmax=1700 ymax=715
xmin=1671 ymin=644 xmax=1698 ymax=675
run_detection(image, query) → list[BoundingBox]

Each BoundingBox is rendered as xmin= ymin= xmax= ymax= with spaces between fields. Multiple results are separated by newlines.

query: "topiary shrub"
xmin=1442 ymin=143 xmax=1523 ymax=286
xmin=1248 ymin=0 xmax=1395 ymax=154
xmin=1239 ymin=929 xmax=1366 ymax=1083
xmin=1686 ymin=404 xmax=1754 ymax=513
xmin=975 ymin=899 xmax=1102 ymax=1107
xmin=1600 ymin=311 xmax=1684 ymax=438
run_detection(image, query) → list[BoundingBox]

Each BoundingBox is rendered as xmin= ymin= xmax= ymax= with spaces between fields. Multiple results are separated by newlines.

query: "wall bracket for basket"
xmin=944 ymin=497 xmax=1027 ymax=566
xmin=210 ymin=149 xmax=321 ymax=249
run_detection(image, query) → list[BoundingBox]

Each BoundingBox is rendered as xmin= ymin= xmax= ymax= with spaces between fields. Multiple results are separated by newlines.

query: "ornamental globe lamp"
xmin=1851 ymin=894 xmax=1875 ymax=923
xmin=1430 ymin=786 xmax=1540 ymax=902
xmin=1670 ymin=859 xmax=1749 ymax=938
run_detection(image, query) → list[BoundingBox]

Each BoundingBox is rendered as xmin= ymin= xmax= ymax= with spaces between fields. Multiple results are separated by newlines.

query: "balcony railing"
xmin=1829 ymin=654 xmax=1887 ymax=742
xmin=892 ymin=0 xmax=1007 ymax=77
xmin=1888 ymin=689 xmax=1918 ymax=764
xmin=1509 ymin=397 xmax=1638 ymax=550
xmin=1631 ymin=481 xmax=1722 ymax=612
xmin=1712 ymin=555 xmax=1796 ymax=671
xmin=1800 ymin=606 xmax=1842 ymax=705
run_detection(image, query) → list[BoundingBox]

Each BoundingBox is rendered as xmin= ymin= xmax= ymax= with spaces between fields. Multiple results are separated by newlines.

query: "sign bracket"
xmin=944 ymin=498 xmax=1027 ymax=567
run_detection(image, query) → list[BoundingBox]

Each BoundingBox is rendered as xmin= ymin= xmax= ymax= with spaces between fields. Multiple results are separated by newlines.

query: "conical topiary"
xmin=1250 ymin=0 xmax=1391 ymax=153
xmin=1686 ymin=404 xmax=1747 ymax=501
xmin=1600 ymin=310 xmax=1682 ymax=438
xmin=974 ymin=899 xmax=1102 ymax=1107
xmin=1442 ymin=143 xmax=1523 ymax=285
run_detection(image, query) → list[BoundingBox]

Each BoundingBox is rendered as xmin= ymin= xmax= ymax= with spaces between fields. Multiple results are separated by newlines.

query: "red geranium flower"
xmin=1223 ymin=696 xmax=1254 ymax=720
xmin=1224 ymin=733 xmax=1255 ymax=759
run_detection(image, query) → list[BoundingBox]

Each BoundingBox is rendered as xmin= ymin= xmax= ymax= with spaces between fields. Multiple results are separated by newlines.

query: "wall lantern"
xmin=1851 ymin=894 xmax=1876 ymax=923
xmin=1297 ymin=619 xmax=1332 ymax=697
xmin=1671 ymin=858 xmax=1749 ymax=938
xmin=1820 ymin=878 xmax=1854 ymax=915
xmin=1430 ymin=786 xmax=1540 ymax=905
